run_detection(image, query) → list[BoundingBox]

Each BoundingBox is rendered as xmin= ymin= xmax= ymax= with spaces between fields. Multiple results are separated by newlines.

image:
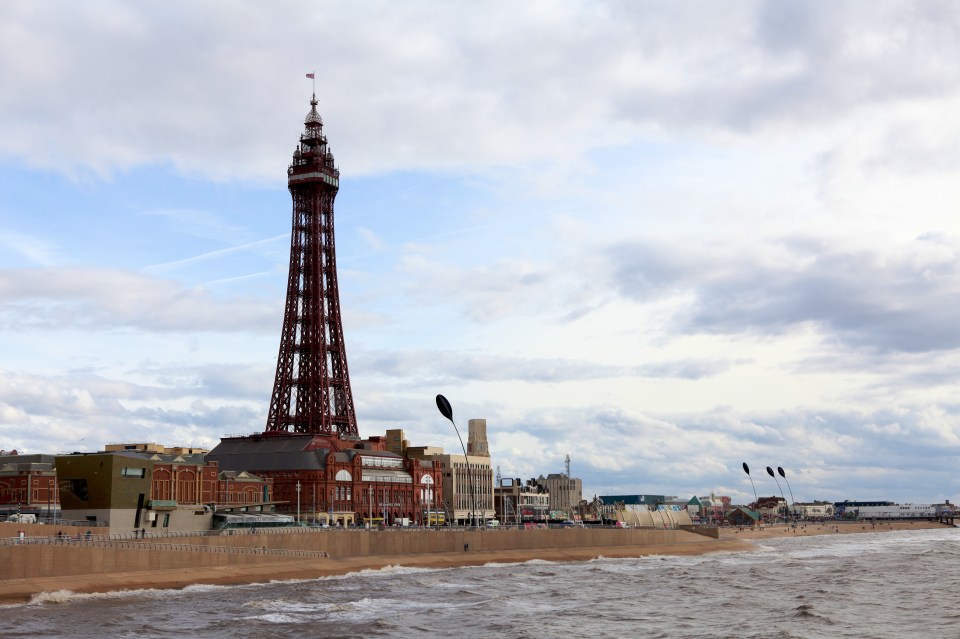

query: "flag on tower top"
xmin=306 ymin=73 xmax=315 ymax=79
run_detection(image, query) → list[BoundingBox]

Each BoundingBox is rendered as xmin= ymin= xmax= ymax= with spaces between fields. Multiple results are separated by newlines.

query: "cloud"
xmin=3 ymin=1 xmax=960 ymax=507
xmin=3 ymin=2 xmax=960 ymax=181
xmin=0 ymin=268 xmax=278 ymax=333
xmin=143 ymin=233 xmax=288 ymax=274
xmin=0 ymin=231 xmax=59 ymax=267
xmin=0 ymin=364 xmax=270 ymax=454
xmin=353 ymin=348 xmax=734 ymax=384
xmin=605 ymin=234 xmax=960 ymax=354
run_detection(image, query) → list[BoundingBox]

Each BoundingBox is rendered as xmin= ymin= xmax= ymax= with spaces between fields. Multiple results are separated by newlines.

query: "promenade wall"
xmin=0 ymin=523 xmax=696 ymax=581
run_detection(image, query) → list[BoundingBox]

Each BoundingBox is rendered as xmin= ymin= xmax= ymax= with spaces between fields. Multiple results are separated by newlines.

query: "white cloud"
xmin=0 ymin=268 xmax=278 ymax=332
xmin=2 ymin=1 xmax=960 ymax=503
xmin=3 ymin=1 xmax=960 ymax=180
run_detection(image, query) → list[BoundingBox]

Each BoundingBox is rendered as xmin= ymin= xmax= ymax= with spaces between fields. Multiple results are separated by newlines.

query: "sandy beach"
xmin=0 ymin=520 xmax=949 ymax=605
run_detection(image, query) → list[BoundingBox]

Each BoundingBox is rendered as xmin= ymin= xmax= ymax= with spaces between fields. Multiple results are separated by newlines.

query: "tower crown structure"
xmin=265 ymin=94 xmax=359 ymax=439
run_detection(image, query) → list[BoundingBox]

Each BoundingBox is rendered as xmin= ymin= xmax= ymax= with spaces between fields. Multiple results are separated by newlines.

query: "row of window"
xmin=361 ymin=473 xmax=413 ymax=484
xmin=361 ymin=456 xmax=404 ymax=469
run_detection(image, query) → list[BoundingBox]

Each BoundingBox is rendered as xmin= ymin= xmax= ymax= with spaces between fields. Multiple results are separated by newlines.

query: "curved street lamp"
xmin=778 ymin=467 xmax=797 ymax=520
xmin=742 ymin=462 xmax=759 ymax=516
xmin=766 ymin=466 xmax=787 ymax=523
xmin=436 ymin=394 xmax=478 ymax=527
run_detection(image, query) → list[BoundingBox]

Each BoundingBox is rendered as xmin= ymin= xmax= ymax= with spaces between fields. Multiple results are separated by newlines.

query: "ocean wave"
xmin=242 ymin=612 xmax=305 ymax=624
xmin=480 ymin=558 xmax=558 ymax=569
xmin=25 ymin=587 xmax=170 ymax=606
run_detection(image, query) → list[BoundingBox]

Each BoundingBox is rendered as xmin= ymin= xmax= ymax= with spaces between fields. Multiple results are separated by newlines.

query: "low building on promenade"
xmin=756 ymin=495 xmax=788 ymax=521
xmin=55 ymin=445 xmax=275 ymax=531
xmin=793 ymin=501 xmax=835 ymax=519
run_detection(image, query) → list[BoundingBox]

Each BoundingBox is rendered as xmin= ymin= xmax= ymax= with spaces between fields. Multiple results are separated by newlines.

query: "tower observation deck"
xmin=264 ymin=94 xmax=359 ymax=439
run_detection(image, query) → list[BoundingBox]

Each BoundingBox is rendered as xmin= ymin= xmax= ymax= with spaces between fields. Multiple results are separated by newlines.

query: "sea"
xmin=1 ymin=526 xmax=957 ymax=639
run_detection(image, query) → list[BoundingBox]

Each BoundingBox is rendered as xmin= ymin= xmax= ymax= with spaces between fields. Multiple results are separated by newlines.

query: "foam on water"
xmin=242 ymin=612 xmax=304 ymax=624
xmin=479 ymin=558 xmax=558 ymax=568
xmin=25 ymin=587 xmax=173 ymax=606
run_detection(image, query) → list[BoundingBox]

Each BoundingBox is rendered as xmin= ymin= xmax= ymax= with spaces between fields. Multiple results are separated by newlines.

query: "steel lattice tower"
xmin=264 ymin=94 xmax=359 ymax=438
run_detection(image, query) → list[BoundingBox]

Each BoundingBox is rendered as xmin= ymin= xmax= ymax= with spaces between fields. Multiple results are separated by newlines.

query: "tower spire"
xmin=264 ymin=95 xmax=358 ymax=438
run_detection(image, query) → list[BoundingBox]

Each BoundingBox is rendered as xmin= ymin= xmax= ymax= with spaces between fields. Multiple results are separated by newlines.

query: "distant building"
xmin=56 ymin=451 xmax=155 ymax=529
xmin=0 ymin=453 xmax=58 ymax=518
xmin=755 ymin=495 xmax=788 ymax=520
xmin=426 ymin=453 xmax=493 ymax=525
xmin=54 ymin=444 xmax=275 ymax=531
xmin=833 ymin=500 xmax=893 ymax=518
xmin=599 ymin=494 xmax=667 ymax=507
xmin=494 ymin=478 xmax=549 ymax=524
xmin=104 ymin=442 xmax=210 ymax=456
xmin=209 ymin=431 xmax=443 ymax=527
xmin=726 ymin=507 xmax=760 ymax=527
xmin=398 ymin=424 xmax=495 ymax=526
xmin=108 ymin=442 xmax=273 ymax=512
xmin=794 ymin=501 xmax=835 ymax=518
xmin=467 ymin=419 xmax=489 ymax=456
xmin=698 ymin=494 xmax=731 ymax=523
xmin=537 ymin=473 xmax=583 ymax=519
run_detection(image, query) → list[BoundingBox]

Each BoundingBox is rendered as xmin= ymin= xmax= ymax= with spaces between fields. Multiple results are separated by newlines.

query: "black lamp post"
xmin=766 ymin=466 xmax=788 ymax=523
xmin=742 ymin=462 xmax=759 ymax=521
xmin=778 ymin=467 xmax=796 ymax=520
xmin=436 ymin=394 xmax=478 ymax=527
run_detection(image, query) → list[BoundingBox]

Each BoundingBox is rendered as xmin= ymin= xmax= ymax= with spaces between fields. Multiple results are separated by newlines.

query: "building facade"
xmin=208 ymin=433 xmax=443 ymax=526
xmin=494 ymin=478 xmax=549 ymax=524
xmin=0 ymin=453 xmax=58 ymax=517
xmin=537 ymin=473 xmax=583 ymax=519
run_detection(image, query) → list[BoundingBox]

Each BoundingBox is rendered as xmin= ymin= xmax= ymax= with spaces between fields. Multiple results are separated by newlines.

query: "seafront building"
xmin=53 ymin=447 xmax=275 ymax=530
xmin=207 ymin=433 xmax=443 ymax=526
xmin=536 ymin=472 xmax=583 ymax=520
xmin=0 ymin=452 xmax=58 ymax=519
xmin=793 ymin=501 xmax=835 ymax=518
xmin=392 ymin=424 xmax=495 ymax=525
xmin=494 ymin=477 xmax=550 ymax=524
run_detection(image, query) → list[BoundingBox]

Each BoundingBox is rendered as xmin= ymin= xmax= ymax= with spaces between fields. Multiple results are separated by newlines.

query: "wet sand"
xmin=0 ymin=521 xmax=949 ymax=605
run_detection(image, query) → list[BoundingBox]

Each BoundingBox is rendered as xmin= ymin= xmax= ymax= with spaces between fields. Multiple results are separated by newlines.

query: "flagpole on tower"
xmin=306 ymin=71 xmax=315 ymax=94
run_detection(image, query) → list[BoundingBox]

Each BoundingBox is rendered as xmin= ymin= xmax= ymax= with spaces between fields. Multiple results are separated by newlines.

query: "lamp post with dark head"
xmin=742 ymin=463 xmax=759 ymax=524
xmin=436 ymin=394 xmax=478 ymax=527
xmin=766 ymin=466 xmax=787 ymax=523
xmin=778 ymin=467 xmax=797 ymax=520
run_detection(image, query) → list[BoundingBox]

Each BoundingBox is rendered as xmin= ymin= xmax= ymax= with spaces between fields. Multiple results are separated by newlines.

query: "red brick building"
xmin=207 ymin=433 xmax=443 ymax=526
xmin=0 ymin=453 xmax=58 ymax=516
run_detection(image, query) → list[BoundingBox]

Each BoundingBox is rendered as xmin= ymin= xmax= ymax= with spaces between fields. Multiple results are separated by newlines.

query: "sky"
xmin=3 ymin=1 xmax=960 ymax=506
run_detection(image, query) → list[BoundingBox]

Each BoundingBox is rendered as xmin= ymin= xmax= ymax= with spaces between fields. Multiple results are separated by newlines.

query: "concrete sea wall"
xmin=0 ymin=524 xmax=699 ymax=581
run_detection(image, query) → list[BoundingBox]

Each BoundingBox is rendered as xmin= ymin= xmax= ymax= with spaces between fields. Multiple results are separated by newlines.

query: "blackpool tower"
xmin=264 ymin=94 xmax=359 ymax=439
xmin=207 ymin=95 xmax=444 ymax=526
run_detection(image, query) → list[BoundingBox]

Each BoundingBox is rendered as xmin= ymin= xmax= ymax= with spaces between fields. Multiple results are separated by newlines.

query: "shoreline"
xmin=0 ymin=521 xmax=950 ymax=605
xmin=0 ymin=538 xmax=752 ymax=605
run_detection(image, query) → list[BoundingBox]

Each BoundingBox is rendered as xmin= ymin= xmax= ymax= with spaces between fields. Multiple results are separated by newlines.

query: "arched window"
xmin=335 ymin=470 xmax=352 ymax=482
xmin=421 ymin=474 xmax=434 ymax=485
